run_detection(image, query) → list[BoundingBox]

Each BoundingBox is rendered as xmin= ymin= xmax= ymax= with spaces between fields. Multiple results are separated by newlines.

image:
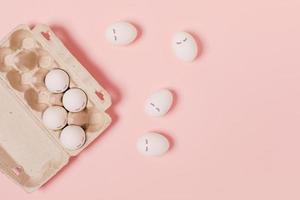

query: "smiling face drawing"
xmin=172 ymin=31 xmax=198 ymax=62
xmin=144 ymin=89 xmax=174 ymax=117
xmin=136 ymin=132 xmax=170 ymax=156
xmin=105 ymin=21 xmax=137 ymax=45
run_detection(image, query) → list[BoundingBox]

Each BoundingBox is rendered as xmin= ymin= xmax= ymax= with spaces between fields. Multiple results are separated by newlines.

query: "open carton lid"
xmin=0 ymin=24 xmax=112 ymax=192
xmin=0 ymin=79 xmax=69 ymax=192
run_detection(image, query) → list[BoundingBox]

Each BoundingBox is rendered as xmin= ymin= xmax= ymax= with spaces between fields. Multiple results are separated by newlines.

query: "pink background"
xmin=1 ymin=0 xmax=300 ymax=199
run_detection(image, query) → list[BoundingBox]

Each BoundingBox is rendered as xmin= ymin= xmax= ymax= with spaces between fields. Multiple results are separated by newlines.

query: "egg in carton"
xmin=0 ymin=24 xmax=112 ymax=192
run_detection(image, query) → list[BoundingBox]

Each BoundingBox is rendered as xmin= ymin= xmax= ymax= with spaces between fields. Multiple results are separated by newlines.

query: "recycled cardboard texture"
xmin=0 ymin=24 xmax=112 ymax=192
xmin=0 ymin=79 xmax=69 ymax=192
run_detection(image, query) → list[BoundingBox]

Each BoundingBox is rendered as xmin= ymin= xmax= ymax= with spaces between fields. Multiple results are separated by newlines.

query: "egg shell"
xmin=172 ymin=32 xmax=198 ymax=62
xmin=63 ymin=88 xmax=87 ymax=112
xmin=42 ymin=106 xmax=68 ymax=130
xmin=60 ymin=125 xmax=86 ymax=150
xmin=45 ymin=69 xmax=70 ymax=93
xmin=136 ymin=132 xmax=170 ymax=156
xmin=144 ymin=89 xmax=174 ymax=117
xmin=105 ymin=21 xmax=137 ymax=45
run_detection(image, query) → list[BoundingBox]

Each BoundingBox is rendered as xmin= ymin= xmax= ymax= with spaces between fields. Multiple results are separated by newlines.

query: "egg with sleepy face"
xmin=105 ymin=21 xmax=137 ymax=45
xmin=136 ymin=132 xmax=170 ymax=156
xmin=60 ymin=125 xmax=86 ymax=150
xmin=45 ymin=69 xmax=70 ymax=93
xmin=63 ymin=88 xmax=87 ymax=112
xmin=172 ymin=31 xmax=198 ymax=62
xmin=145 ymin=89 xmax=174 ymax=117
xmin=42 ymin=106 xmax=68 ymax=130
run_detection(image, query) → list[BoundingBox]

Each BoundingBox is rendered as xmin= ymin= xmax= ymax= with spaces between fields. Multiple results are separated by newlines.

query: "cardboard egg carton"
xmin=0 ymin=24 xmax=112 ymax=192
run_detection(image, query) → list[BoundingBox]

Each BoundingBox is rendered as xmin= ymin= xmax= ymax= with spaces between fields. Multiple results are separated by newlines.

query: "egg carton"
xmin=0 ymin=24 xmax=112 ymax=192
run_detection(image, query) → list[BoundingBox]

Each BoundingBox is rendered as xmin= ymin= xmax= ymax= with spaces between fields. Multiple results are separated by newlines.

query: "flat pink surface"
xmin=1 ymin=0 xmax=300 ymax=199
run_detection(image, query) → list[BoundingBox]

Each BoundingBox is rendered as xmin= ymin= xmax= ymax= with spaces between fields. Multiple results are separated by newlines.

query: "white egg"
xmin=137 ymin=132 xmax=170 ymax=156
xmin=172 ymin=31 xmax=198 ymax=62
xmin=145 ymin=89 xmax=174 ymax=117
xmin=63 ymin=88 xmax=87 ymax=112
xmin=42 ymin=106 xmax=68 ymax=130
xmin=45 ymin=69 xmax=70 ymax=93
xmin=105 ymin=21 xmax=137 ymax=45
xmin=60 ymin=125 xmax=86 ymax=150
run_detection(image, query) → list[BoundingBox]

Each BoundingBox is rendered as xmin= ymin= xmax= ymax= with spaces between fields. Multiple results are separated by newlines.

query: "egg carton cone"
xmin=0 ymin=24 xmax=112 ymax=192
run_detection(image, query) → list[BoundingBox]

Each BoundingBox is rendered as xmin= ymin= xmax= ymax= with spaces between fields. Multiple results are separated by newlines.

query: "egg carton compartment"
xmin=0 ymin=24 xmax=112 ymax=192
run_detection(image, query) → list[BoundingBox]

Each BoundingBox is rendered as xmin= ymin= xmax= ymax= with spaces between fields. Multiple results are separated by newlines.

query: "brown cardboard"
xmin=0 ymin=24 xmax=112 ymax=192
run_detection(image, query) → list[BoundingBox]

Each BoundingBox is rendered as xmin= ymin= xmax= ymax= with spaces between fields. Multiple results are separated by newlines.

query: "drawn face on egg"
xmin=63 ymin=88 xmax=87 ymax=112
xmin=136 ymin=132 xmax=170 ymax=156
xmin=42 ymin=106 xmax=68 ymax=130
xmin=144 ymin=89 xmax=174 ymax=117
xmin=172 ymin=32 xmax=198 ymax=62
xmin=60 ymin=125 xmax=86 ymax=150
xmin=45 ymin=69 xmax=70 ymax=93
xmin=105 ymin=21 xmax=137 ymax=45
